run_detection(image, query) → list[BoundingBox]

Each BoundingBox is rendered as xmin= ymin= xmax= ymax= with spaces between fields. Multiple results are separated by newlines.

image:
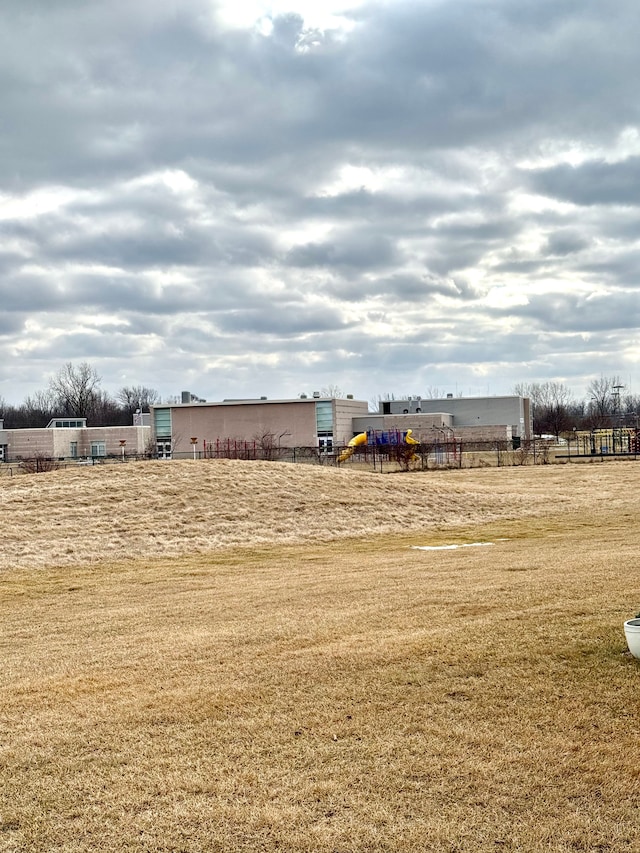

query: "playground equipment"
xmin=338 ymin=428 xmax=420 ymax=463
xmin=405 ymin=428 xmax=420 ymax=461
xmin=570 ymin=427 xmax=638 ymax=456
xmin=405 ymin=428 xmax=419 ymax=446
xmin=338 ymin=431 xmax=368 ymax=462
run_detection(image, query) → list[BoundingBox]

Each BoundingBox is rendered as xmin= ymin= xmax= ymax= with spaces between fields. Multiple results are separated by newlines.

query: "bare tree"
xmin=423 ymin=386 xmax=444 ymax=399
xmin=117 ymin=385 xmax=160 ymax=417
xmin=543 ymin=382 xmax=574 ymax=438
xmin=252 ymin=429 xmax=287 ymax=461
xmin=19 ymin=452 xmax=59 ymax=474
xmin=368 ymin=392 xmax=412 ymax=413
xmin=49 ymin=362 xmax=102 ymax=419
xmin=514 ymin=440 xmax=533 ymax=466
xmin=369 ymin=393 xmax=394 ymax=412
xmin=391 ymin=442 xmax=420 ymax=472
xmin=513 ymin=382 xmax=537 ymax=400
xmin=514 ymin=381 xmax=573 ymax=437
xmin=17 ymin=391 xmax=57 ymax=427
xmin=587 ymin=375 xmax=623 ymax=425
xmin=91 ymin=389 xmax=125 ymax=426
xmin=320 ymin=385 xmax=345 ymax=398
xmin=620 ymin=393 xmax=640 ymax=428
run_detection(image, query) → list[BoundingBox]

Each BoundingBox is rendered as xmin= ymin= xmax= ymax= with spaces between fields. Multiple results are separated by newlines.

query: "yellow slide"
xmin=405 ymin=428 xmax=420 ymax=461
xmin=405 ymin=428 xmax=419 ymax=445
xmin=338 ymin=431 xmax=368 ymax=462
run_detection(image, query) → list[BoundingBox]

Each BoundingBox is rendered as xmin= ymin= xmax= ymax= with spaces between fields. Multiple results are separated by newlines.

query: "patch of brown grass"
xmin=1 ymin=461 xmax=640 ymax=850
xmin=0 ymin=458 xmax=635 ymax=571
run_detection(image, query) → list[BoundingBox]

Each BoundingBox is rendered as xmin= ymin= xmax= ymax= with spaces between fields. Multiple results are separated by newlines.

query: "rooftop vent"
xmin=182 ymin=391 xmax=206 ymax=403
xmin=446 ymin=393 xmax=454 ymax=399
xmin=312 ymin=391 xmax=321 ymax=398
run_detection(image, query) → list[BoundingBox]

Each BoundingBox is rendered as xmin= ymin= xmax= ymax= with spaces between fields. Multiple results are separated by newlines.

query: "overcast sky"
xmin=1 ymin=0 xmax=639 ymax=406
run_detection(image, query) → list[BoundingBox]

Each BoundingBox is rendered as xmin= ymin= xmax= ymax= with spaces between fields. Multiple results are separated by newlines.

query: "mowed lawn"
xmin=1 ymin=461 xmax=640 ymax=851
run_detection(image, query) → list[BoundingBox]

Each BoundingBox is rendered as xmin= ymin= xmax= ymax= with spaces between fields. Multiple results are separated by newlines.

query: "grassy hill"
xmin=0 ymin=458 xmax=631 ymax=570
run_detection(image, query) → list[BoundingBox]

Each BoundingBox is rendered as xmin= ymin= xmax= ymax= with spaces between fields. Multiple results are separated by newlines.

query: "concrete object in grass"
xmin=624 ymin=619 xmax=640 ymax=659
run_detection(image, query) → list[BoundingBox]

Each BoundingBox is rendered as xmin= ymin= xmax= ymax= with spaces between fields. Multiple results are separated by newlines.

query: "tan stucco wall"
xmin=351 ymin=413 xmax=453 ymax=440
xmin=349 ymin=416 xmax=512 ymax=444
xmin=5 ymin=430 xmax=56 ymax=459
xmin=333 ymin=399 xmax=369 ymax=444
xmin=168 ymin=401 xmax=320 ymax=453
xmin=455 ymin=425 xmax=513 ymax=442
xmin=4 ymin=426 xmax=150 ymax=460
xmin=83 ymin=426 xmax=151 ymax=456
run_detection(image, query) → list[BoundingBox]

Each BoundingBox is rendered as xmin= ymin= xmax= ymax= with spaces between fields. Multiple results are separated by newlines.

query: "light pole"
xmin=190 ymin=437 xmax=198 ymax=460
xmin=119 ymin=439 xmax=126 ymax=462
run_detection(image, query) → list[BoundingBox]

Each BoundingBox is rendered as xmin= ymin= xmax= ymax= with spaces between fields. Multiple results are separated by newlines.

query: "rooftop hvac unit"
xmin=312 ymin=391 xmax=321 ymax=398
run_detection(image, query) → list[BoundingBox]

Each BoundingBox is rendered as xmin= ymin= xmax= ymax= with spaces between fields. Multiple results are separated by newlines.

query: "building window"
xmin=154 ymin=408 xmax=172 ymax=436
xmin=90 ymin=441 xmax=106 ymax=458
xmin=315 ymin=401 xmax=333 ymax=433
xmin=50 ymin=419 xmax=86 ymax=429
xmin=156 ymin=440 xmax=172 ymax=460
xmin=70 ymin=441 xmax=78 ymax=459
xmin=318 ymin=434 xmax=334 ymax=452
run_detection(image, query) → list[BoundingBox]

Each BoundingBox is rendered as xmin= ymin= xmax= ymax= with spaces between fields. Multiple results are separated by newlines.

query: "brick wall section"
xmin=333 ymin=399 xmax=369 ymax=444
xmin=3 ymin=426 xmax=150 ymax=461
xmin=350 ymin=417 xmax=512 ymax=444
xmin=455 ymin=425 xmax=513 ymax=442
xmin=352 ymin=413 xmax=453 ymax=439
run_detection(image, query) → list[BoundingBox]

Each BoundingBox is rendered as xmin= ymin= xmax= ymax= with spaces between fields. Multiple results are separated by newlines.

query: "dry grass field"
xmin=2 ymin=460 xmax=640 ymax=852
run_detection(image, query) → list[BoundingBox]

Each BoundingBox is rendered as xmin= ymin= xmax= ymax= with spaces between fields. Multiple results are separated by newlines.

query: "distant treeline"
xmin=2 ymin=365 xmax=639 ymax=436
xmin=1 ymin=362 xmax=160 ymax=428
xmin=514 ymin=378 xmax=640 ymax=436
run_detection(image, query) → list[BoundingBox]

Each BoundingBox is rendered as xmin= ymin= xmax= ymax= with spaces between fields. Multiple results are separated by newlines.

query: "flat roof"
xmin=153 ymin=397 xmax=365 ymax=408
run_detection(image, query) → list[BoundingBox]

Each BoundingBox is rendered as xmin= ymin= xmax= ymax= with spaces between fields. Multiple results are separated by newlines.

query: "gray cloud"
xmin=528 ymin=157 xmax=640 ymax=207
xmin=286 ymin=231 xmax=398 ymax=270
xmin=513 ymin=291 xmax=640 ymax=333
xmin=544 ymin=231 xmax=590 ymax=257
xmin=1 ymin=0 xmax=640 ymax=404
